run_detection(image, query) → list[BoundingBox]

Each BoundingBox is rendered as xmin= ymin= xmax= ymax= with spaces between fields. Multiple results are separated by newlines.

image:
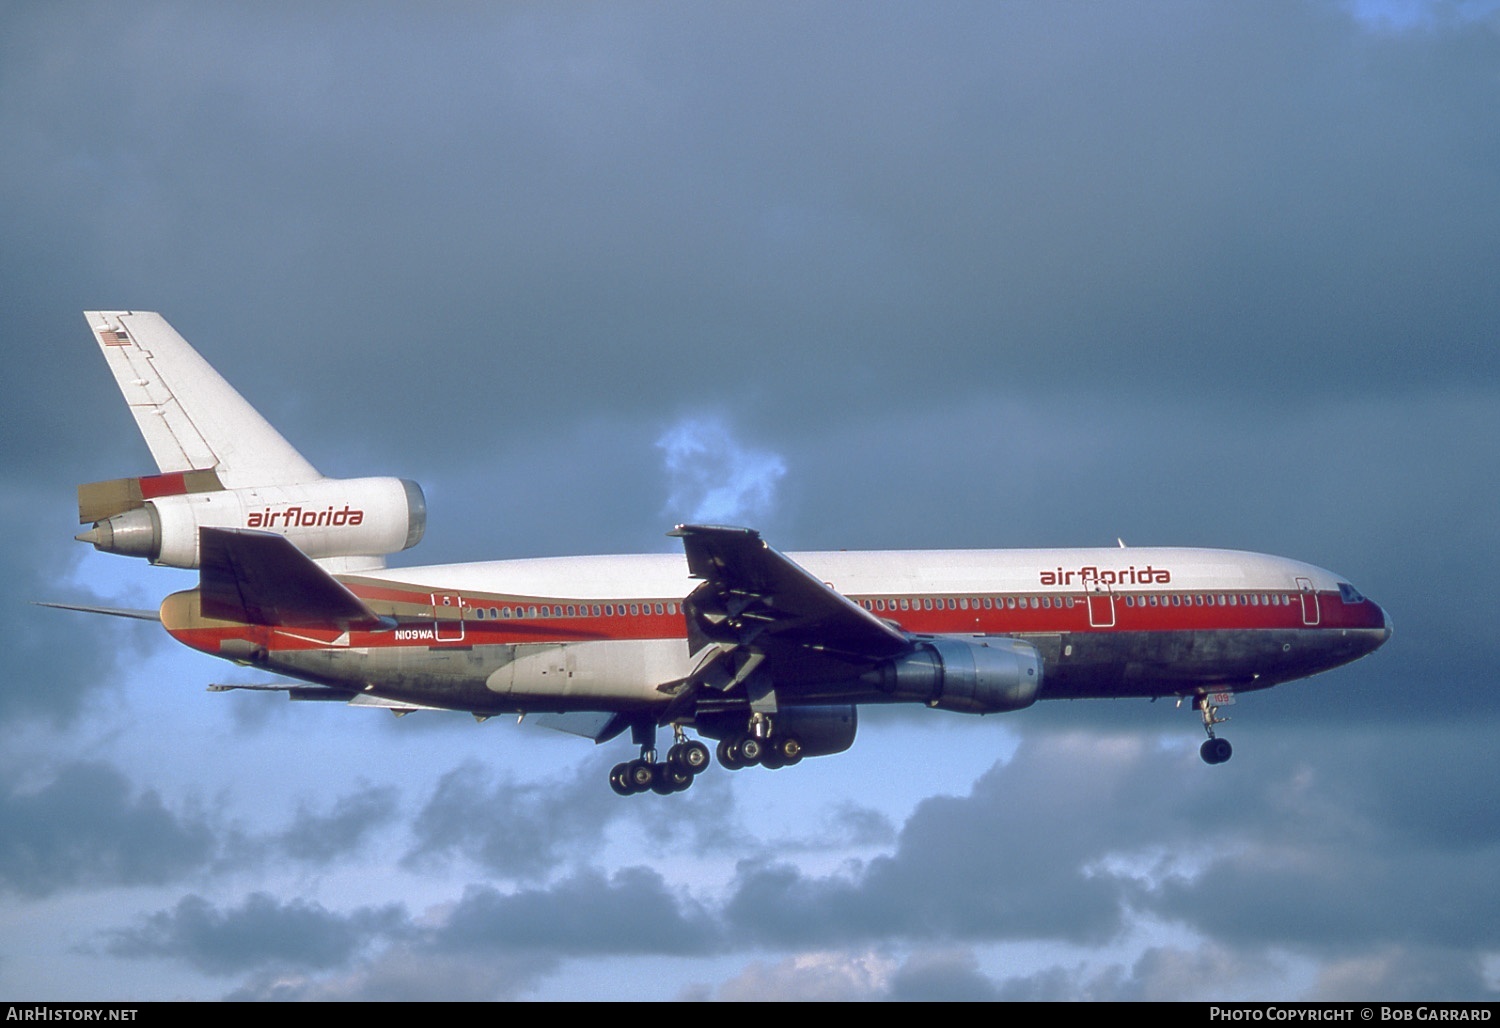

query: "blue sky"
xmin=2 ymin=0 xmax=1498 ymax=1000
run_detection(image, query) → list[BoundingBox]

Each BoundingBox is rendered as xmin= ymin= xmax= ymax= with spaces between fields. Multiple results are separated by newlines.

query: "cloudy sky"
xmin=3 ymin=0 xmax=1499 ymax=1001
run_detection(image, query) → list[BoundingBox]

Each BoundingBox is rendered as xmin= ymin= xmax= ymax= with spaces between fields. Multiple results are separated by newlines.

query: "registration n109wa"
xmin=51 ymin=311 xmax=1392 ymax=795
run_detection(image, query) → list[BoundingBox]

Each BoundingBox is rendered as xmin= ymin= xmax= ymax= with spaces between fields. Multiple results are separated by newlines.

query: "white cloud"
xmin=656 ymin=415 xmax=786 ymax=526
xmin=1342 ymin=0 xmax=1500 ymax=32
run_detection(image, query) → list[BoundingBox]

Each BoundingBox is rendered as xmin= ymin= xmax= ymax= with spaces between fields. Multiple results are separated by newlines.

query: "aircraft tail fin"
xmin=84 ymin=311 xmax=321 ymax=488
xmin=78 ymin=312 xmax=426 ymax=569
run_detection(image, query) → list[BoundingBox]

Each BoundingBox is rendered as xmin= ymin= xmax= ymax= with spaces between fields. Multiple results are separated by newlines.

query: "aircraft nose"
xmin=1381 ymin=605 xmax=1393 ymax=643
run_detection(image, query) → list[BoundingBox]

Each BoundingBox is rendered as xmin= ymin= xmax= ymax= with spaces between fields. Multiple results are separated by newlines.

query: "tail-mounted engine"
xmin=75 ymin=471 xmax=426 ymax=568
xmin=864 ymin=636 xmax=1043 ymax=714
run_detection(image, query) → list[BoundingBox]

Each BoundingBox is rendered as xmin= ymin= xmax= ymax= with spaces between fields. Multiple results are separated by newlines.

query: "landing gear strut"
xmin=609 ymin=722 xmax=710 ymax=796
xmin=1195 ymin=694 xmax=1233 ymax=765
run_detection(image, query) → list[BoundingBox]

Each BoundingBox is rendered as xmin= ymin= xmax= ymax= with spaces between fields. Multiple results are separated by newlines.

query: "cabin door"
xmin=1295 ymin=578 xmax=1320 ymax=626
xmin=430 ymin=593 xmax=467 ymax=642
xmin=1086 ymin=580 xmax=1115 ymax=628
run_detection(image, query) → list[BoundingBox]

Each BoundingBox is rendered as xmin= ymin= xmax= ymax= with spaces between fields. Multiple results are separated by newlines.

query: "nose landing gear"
xmin=1193 ymin=693 xmax=1233 ymax=765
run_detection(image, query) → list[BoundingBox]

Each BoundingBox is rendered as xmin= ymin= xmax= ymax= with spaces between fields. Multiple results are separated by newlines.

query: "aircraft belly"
xmin=487 ymin=638 xmax=689 ymax=706
xmin=1038 ymin=627 xmax=1387 ymax=699
xmin=270 ymin=644 xmax=507 ymax=703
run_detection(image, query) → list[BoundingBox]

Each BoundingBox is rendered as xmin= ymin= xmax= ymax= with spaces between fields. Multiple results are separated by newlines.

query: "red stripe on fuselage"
xmin=164 ymin=588 xmax=1384 ymax=656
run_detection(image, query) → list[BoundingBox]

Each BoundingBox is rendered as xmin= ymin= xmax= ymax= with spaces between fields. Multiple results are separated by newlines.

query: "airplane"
xmin=52 ymin=310 xmax=1392 ymax=795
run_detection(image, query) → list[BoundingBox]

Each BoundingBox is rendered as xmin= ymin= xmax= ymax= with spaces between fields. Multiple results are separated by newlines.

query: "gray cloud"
xmin=435 ymin=868 xmax=721 ymax=957
xmin=405 ymin=754 xmax=742 ymax=880
xmin=887 ymin=948 xmax=1004 ymax=1002
xmin=1308 ymin=945 xmax=1500 ymax=1002
xmin=697 ymin=950 xmax=897 ymax=1001
xmin=6 ymin=1 xmax=1495 ymax=460
xmin=104 ymin=892 xmax=408 ymax=977
xmin=222 ymin=947 xmax=558 ymax=1002
xmin=404 ymin=758 xmax=625 ymax=880
xmin=0 ymin=761 xmax=216 ymax=896
xmin=723 ymin=726 xmax=1500 ymax=956
xmin=0 ymin=508 xmax=156 ymax=725
xmin=278 ymin=783 xmax=400 ymax=863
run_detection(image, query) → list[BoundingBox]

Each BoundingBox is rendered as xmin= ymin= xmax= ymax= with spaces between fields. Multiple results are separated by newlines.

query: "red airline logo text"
xmin=247 ymin=505 xmax=365 ymax=530
xmin=1039 ymin=565 xmax=1172 ymax=587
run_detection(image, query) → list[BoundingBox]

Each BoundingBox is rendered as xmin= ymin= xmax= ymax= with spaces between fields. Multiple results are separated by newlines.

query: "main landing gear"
xmin=609 ymin=723 xmax=711 ymax=796
xmin=715 ymin=711 xmax=803 ymax=772
xmin=606 ymin=712 xmax=810 ymax=794
xmin=1194 ymin=694 xmax=1233 ymax=765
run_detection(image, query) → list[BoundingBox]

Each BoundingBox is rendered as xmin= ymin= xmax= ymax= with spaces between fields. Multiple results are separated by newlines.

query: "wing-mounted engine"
xmin=863 ymin=636 xmax=1043 ymax=714
xmin=75 ymin=472 xmax=426 ymax=568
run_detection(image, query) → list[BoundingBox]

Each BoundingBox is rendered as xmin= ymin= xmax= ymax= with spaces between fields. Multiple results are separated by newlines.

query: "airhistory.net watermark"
xmin=5 ymin=1009 xmax=137 ymax=1021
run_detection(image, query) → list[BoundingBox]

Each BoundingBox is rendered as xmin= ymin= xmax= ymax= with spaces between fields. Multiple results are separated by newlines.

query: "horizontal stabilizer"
xmin=199 ymin=527 xmax=392 ymax=630
xmin=32 ymin=601 xmax=161 ymax=622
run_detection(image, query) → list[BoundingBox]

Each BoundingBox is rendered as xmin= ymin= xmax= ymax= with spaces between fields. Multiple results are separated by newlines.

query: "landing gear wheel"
xmin=737 ymin=735 xmax=764 ymax=764
xmin=609 ymin=762 xmax=632 ymax=796
xmin=664 ymin=763 xmax=694 ymax=792
xmin=1200 ymin=737 xmax=1233 ymax=765
xmin=678 ymin=740 xmax=711 ymax=775
xmin=717 ymin=738 xmax=745 ymax=771
xmin=650 ymin=761 xmax=686 ymax=795
xmin=776 ymin=736 xmax=803 ymax=766
xmin=626 ymin=758 xmax=656 ymax=792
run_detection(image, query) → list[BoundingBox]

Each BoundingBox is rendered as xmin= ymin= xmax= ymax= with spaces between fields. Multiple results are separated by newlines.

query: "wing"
xmin=665 ymin=525 xmax=910 ymax=717
xmin=84 ymin=311 xmax=321 ymax=487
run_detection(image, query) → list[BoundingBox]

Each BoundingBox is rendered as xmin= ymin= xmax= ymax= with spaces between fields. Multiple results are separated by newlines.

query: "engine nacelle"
xmin=866 ymin=637 xmax=1042 ymax=714
xmin=76 ymin=475 xmax=426 ymax=568
xmin=696 ymin=704 xmax=858 ymax=757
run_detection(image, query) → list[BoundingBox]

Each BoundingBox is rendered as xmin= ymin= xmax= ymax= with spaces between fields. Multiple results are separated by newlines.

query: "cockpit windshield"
xmin=1338 ymin=582 xmax=1365 ymax=604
